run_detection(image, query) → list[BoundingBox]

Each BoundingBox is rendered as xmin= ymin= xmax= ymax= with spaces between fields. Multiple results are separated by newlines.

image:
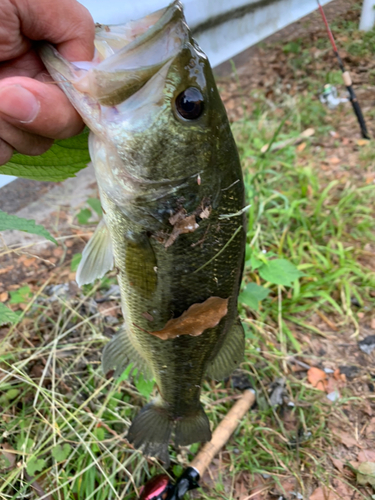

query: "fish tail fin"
xmin=127 ymin=399 xmax=172 ymax=465
xmin=127 ymin=401 xmax=211 ymax=464
xmin=174 ymin=405 xmax=211 ymax=447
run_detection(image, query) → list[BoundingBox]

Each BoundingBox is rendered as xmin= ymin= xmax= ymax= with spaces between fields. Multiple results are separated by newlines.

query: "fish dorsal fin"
xmin=206 ymin=319 xmax=245 ymax=380
xmin=76 ymin=219 xmax=114 ymax=287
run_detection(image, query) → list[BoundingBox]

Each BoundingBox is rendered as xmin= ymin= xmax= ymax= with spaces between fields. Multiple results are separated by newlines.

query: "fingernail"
xmin=0 ymin=85 xmax=40 ymax=123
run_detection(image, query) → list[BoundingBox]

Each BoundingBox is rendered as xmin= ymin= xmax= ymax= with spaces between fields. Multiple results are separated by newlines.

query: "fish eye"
xmin=175 ymin=87 xmax=204 ymax=120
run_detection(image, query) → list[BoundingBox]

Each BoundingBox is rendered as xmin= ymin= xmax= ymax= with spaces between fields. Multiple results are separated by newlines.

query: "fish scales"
xmin=40 ymin=0 xmax=246 ymax=463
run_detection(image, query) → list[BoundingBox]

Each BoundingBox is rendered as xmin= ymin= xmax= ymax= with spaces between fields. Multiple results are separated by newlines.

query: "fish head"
xmin=40 ymin=1 xmax=229 ymax=217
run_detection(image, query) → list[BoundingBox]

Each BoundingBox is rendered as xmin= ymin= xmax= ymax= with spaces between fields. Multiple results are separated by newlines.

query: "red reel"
xmin=139 ymin=474 xmax=170 ymax=500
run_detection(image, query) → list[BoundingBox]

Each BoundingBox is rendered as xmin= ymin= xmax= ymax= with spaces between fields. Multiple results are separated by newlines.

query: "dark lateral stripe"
xmin=192 ymin=0 xmax=280 ymax=36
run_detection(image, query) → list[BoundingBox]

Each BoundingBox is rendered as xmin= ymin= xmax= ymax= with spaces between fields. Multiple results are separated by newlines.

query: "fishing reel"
xmin=139 ymin=467 xmax=200 ymax=500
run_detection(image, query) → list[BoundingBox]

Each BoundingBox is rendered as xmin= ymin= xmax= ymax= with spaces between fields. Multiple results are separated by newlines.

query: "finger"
xmin=0 ymin=118 xmax=53 ymax=156
xmin=0 ymin=139 xmax=14 ymax=165
xmin=0 ymin=76 xmax=84 ymax=139
xmin=15 ymin=0 xmax=95 ymax=61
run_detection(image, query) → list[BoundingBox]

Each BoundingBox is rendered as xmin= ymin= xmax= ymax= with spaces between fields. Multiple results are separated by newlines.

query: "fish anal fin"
xmin=102 ymin=326 xmax=152 ymax=380
xmin=76 ymin=219 xmax=113 ymax=287
xmin=206 ymin=320 xmax=245 ymax=380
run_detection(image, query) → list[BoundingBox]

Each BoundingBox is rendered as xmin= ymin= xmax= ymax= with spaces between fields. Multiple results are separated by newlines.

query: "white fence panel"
xmin=0 ymin=0 xmax=333 ymax=189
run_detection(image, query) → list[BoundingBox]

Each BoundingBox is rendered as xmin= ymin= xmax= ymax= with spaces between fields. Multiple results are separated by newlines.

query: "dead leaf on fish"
xmin=199 ymin=206 xmax=212 ymax=219
xmin=148 ymin=296 xmax=228 ymax=340
xmin=165 ymin=214 xmax=199 ymax=248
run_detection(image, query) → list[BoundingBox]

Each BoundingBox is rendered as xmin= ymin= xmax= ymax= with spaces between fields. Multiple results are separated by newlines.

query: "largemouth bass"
xmin=40 ymin=1 xmax=246 ymax=463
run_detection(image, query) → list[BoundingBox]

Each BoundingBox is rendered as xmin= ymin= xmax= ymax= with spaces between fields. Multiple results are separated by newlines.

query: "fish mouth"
xmin=41 ymin=1 xmax=189 ymax=107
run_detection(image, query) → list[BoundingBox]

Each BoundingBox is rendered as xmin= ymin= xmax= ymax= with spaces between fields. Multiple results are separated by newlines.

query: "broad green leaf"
xmin=0 ymin=303 xmax=20 ymax=325
xmin=117 ymin=364 xmax=134 ymax=383
xmin=77 ymin=208 xmax=92 ymax=225
xmin=9 ymin=286 xmax=32 ymax=304
xmin=258 ymin=259 xmax=304 ymax=286
xmin=87 ymin=198 xmax=102 ymax=216
xmin=173 ymin=465 xmax=184 ymax=477
xmin=94 ymin=427 xmax=106 ymax=441
xmin=93 ymin=427 xmax=106 ymax=452
xmin=0 ymin=388 xmax=21 ymax=404
xmin=26 ymin=457 xmax=46 ymax=476
xmin=5 ymin=389 xmax=20 ymax=400
xmin=71 ymin=253 xmax=82 ymax=272
xmin=239 ymin=283 xmax=270 ymax=311
xmin=16 ymin=437 xmax=34 ymax=453
xmin=135 ymin=373 xmax=154 ymax=399
xmin=250 ymin=254 xmax=264 ymax=270
xmin=0 ymin=210 xmax=57 ymax=244
xmin=0 ymin=130 xmax=90 ymax=182
xmin=52 ymin=444 xmax=71 ymax=462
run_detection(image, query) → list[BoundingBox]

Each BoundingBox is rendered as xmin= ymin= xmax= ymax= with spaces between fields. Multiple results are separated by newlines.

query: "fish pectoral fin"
xmin=206 ymin=319 xmax=245 ymax=380
xmin=102 ymin=325 xmax=152 ymax=380
xmin=76 ymin=219 xmax=114 ymax=287
xmin=174 ymin=405 xmax=211 ymax=447
xmin=127 ymin=399 xmax=172 ymax=466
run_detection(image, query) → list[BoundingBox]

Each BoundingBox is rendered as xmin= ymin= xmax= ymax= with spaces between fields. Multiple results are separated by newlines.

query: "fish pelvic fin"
xmin=76 ymin=219 xmax=114 ymax=287
xmin=174 ymin=405 xmax=211 ymax=447
xmin=127 ymin=400 xmax=211 ymax=465
xmin=206 ymin=319 xmax=245 ymax=380
xmin=102 ymin=325 xmax=152 ymax=380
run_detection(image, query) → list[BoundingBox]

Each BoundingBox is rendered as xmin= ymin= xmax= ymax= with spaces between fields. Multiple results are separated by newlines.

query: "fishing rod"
xmin=139 ymin=388 xmax=256 ymax=500
xmin=316 ymin=0 xmax=370 ymax=139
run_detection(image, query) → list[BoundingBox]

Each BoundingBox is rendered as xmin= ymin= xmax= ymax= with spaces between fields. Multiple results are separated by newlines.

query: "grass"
xmin=1 ymin=5 xmax=375 ymax=498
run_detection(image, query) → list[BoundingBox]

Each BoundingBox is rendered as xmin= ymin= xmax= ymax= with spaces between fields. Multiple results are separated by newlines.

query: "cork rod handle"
xmin=190 ymin=389 xmax=256 ymax=477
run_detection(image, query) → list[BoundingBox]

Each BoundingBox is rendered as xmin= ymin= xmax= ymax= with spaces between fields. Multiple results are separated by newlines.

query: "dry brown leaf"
xmin=310 ymin=480 xmax=352 ymax=500
xmin=165 ymin=214 xmax=199 ymax=248
xmin=326 ymin=370 xmax=346 ymax=394
xmin=0 ymin=443 xmax=16 ymax=472
xmin=0 ymin=291 xmax=8 ymax=302
xmin=310 ymin=486 xmax=332 ymax=500
xmin=332 ymin=430 xmax=362 ymax=448
xmin=246 ymin=473 xmax=269 ymax=500
xmin=169 ymin=208 xmax=186 ymax=226
xmin=23 ymin=257 xmax=37 ymax=267
xmin=358 ymin=449 xmax=375 ymax=462
xmin=200 ymin=206 xmax=212 ymax=219
xmin=307 ymin=367 xmax=327 ymax=391
xmin=331 ymin=457 xmax=345 ymax=473
xmin=0 ymin=266 xmax=13 ymax=276
xmin=234 ymin=480 xmax=248 ymax=500
xmin=363 ymin=400 xmax=373 ymax=417
xmin=296 ymin=142 xmax=307 ymax=152
xmin=366 ymin=417 xmax=375 ymax=440
xmin=357 ymin=139 xmax=368 ymax=146
xmin=371 ymin=317 xmax=375 ymax=330
xmin=328 ymin=156 xmax=340 ymax=165
xmin=147 ymin=297 xmax=228 ymax=340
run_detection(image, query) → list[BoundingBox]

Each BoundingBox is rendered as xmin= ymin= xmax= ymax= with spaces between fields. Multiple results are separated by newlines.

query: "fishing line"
xmin=316 ymin=0 xmax=370 ymax=139
xmin=193 ymin=225 xmax=243 ymax=274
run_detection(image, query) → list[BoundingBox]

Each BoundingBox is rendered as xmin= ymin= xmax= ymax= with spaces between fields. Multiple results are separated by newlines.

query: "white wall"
xmin=79 ymin=0 xmax=332 ymax=67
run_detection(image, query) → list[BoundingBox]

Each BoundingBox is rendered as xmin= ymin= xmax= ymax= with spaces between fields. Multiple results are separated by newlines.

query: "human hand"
xmin=0 ymin=0 xmax=95 ymax=165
